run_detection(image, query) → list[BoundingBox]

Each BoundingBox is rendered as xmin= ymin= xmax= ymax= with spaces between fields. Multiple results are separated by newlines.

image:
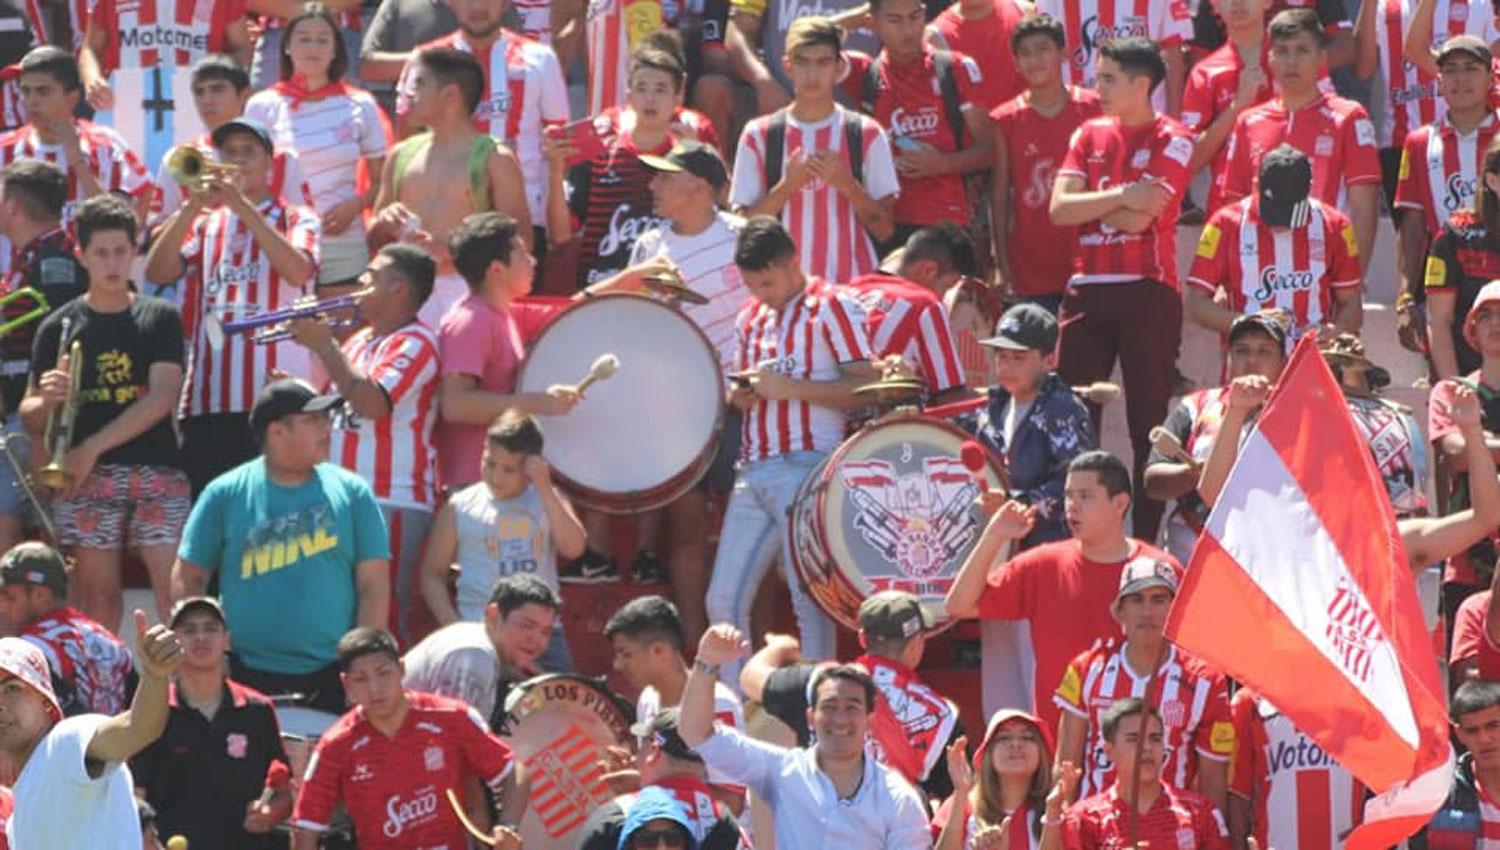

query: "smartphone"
xmin=563 ymin=118 xmax=606 ymax=166
xmin=728 ymin=372 xmax=753 ymax=389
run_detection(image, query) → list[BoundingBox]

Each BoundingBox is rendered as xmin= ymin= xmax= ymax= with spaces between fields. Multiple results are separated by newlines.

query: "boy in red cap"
xmin=0 ymin=611 xmax=183 ymax=848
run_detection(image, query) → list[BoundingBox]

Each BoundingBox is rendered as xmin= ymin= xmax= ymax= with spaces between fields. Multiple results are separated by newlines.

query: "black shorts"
xmin=229 ymin=655 xmax=346 ymax=715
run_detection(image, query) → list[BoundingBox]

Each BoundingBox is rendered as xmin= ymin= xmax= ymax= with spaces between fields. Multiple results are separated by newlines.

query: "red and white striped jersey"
xmin=1035 ymin=0 xmax=1192 ymax=107
xmin=735 ymin=283 xmax=872 ymax=461
xmin=1395 ymin=112 xmax=1500 ymax=234
xmin=22 ymin=0 xmax=87 ymax=51
xmin=328 ymin=323 xmax=441 ymax=510
xmin=628 ymin=210 xmax=747 ymax=373
xmin=512 ymin=0 xmax=552 ymax=41
xmin=396 ymin=30 xmax=569 ymax=223
xmin=1187 ymin=197 xmax=1361 ymax=340
xmin=1053 ymin=640 xmax=1234 ymax=800
xmin=1058 ymin=114 xmax=1195 ymax=288
xmin=831 ymin=274 xmax=964 ymax=396
xmin=0 ymin=120 xmax=152 ymax=224
xmin=0 ymin=78 xmax=20 ymax=134
xmin=1229 ymin=689 xmax=1363 ymax=850
xmin=585 ymin=0 xmax=730 ymax=115
xmin=729 ymin=108 xmax=901 ymax=283
xmin=1373 ymin=0 xmax=1498 ymax=148
xmin=90 ymin=0 xmax=244 ymax=73
xmin=1219 ymin=93 xmax=1382 ymax=208
xmin=150 ymin=134 xmax=314 ymax=224
xmin=178 ymin=199 xmax=320 ymax=417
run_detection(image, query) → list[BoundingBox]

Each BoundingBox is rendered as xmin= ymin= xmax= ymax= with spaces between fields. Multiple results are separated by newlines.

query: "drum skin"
xmin=790 ymin=413 xmax=1009 ymax=632
xmin=501 ymin=673 xmax=634 ymax=850
xmin=516 ymin=295 xmax=724 ymax=514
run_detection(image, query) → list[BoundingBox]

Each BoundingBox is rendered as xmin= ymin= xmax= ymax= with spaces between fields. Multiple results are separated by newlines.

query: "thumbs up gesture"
xmin=133 ymin=609 xmax=184 ymax=680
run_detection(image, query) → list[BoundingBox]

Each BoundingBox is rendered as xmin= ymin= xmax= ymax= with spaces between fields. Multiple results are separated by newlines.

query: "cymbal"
xmin=643 ymin=274 xmax=710 ymax=306
xmin=853 ymin=375 xmax=926 ymax=406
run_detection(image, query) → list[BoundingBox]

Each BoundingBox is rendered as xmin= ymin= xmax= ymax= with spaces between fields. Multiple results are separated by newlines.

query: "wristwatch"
xmin=693 ymin=659 xmax=721 ymax=676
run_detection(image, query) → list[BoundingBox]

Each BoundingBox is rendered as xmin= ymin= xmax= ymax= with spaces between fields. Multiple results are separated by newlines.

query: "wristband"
xmin=1040 ymin=814 xmax=1062 ymax=827
xmin=693 ymin=659 xmax=721 ymax=676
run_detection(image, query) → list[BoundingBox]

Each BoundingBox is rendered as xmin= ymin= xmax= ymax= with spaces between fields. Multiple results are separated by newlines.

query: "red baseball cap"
xmin=0 ymin=638 xmax=61 ymax=723
xmin=973 ymin=708 xmax=1054 ymax=769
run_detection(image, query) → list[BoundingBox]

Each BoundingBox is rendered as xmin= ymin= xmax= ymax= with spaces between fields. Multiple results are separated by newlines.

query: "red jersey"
xmin=328 ymin=322 xmax=441 ymax=510
xmin=1395 ymin=112 xmax=1500 ymax=235
xmin=19 ymin=606 xmax=133 ymax=716
xmin=835 ymin=274 xmax=965 ymax=397
xmin=735 ymin=283 xmax=872 ymax=462
xmin=596 ymin=104 xmax=722 ymax=151
xmin=1187 ymin=197 xmax=1361 ymax=341
xmin=1063 ymin=782 xmax=1230 ymax=850
xmin=729 ymin=107 xmax=901 ymax=283
xmin=1053 ymin=640 xmax=1234 ymax=800
xmin=975 ymin=539 xmax=1182 ymax=733
xmin=89 ymin=0 xmax=244 ymax=73
xmin=1036 ymin=0 xmax=1192 ymax=99
xmin=178 ymin=199 xmax=320 ymax=417
xmin=1058 ymin=115 xmax=1194 ymax=288
xmin=1373 ymin=0 xmax=1498 ymax=148
xmin=1219 ymin=93 xmax=1381 ymax=207
xmin=567 ymin=132 xmax=673 ymax=287
xmin=396 ymin=30 xmax=569 ymax=223
xmin=858 ymin=654 xmax=961 ymax=786
xmin=1451 ymin=589 xmax=1500 ymax=678
xmin=0 ymin=120 xmax=152 ymax=224
xmin=293 ymin=691 xmax=516 ymax=849
xmin=1183 ymin=44 xmax=1275 ymax=213
xmin=1229 ymin=689 xmax=1363 ymax=850
xmin=841 ymin=48 xmax=984 ymax=226
xmin=929 ymin=0 xmax=1028 ymax=109
xmin=642 ymin=776 xmax=751 ymax=848
xmin=990 ymin=86 xmax=1103 ymax=297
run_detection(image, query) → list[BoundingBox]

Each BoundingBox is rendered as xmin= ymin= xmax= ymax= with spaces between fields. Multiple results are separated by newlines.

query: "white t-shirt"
xmin=629 ymin=211 xmax=748 ymax=375
xmin=8 ymin=714 xmax=141 ymax=850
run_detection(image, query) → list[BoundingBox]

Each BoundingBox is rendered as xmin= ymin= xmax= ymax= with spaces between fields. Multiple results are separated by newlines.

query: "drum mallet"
xmin=574 ymin=353 xmax=621 ymax=395
xmin=165 ymin=838 xmax=188 ymax=850
xmin=1073 ymin=381 xmax=1121 ymax=404
xmin=1149 ymin=426 xmax=1196 ymax=466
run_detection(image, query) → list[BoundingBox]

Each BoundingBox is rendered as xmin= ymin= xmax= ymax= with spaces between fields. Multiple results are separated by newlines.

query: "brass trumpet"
xmin=35 ymin=319 xmax=82 ymax=492
xmin=164 ymin=144 xmax=240 ymax=187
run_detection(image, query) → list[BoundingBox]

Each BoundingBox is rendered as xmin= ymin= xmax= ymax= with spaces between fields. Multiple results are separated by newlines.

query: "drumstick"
xmin=1073 ymin=381 xmax=1121 ymax=404
xmin=960 ymin=440 xmax=988 ymax=487
xmin=574 ymin=353 xmax=620 ymax=395
xmin=446 ymin=787 xmax=497 ymax=847
xmin=1149 ymin=426 xmax=1195 ymax=465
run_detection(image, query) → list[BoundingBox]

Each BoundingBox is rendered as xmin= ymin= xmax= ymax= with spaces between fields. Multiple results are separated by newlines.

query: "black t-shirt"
xmin=762 ymin=662 xmax=961 ymax=800
xmin=2 ymin=228 xmax=87 ymax=413
xmin=29 ymin=294 xmax=184 ymax=468
xmin=1427 ymin=211 xmax=1500 ymax=376
xmin=566 ymin=138 xmax=669 ymax=288
xmin=577 ymin=797 xmax=747 ymax=850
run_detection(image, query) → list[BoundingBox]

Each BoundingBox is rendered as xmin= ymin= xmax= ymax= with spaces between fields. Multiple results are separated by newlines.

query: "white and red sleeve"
xmin=454 ymin=705 xmax=517 ymax=789
xmin=369 ymin=331 xmax=440 ymax=404
xmin=821 ymin=293 xmax=873 ymax=363
xmin=284 ymin=205 xmax=323 ymax=272
xmin=539 ymin=46 xmax=570 ymax=126
xmin=913 ymin=301 xmax=964 ymax=393
xmin=292 ymin=733 xmax=347 ymax=832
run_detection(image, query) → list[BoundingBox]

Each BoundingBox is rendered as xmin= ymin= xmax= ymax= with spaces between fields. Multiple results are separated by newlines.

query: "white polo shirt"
xmin=694 ymin=726 xmax=931 ymax=850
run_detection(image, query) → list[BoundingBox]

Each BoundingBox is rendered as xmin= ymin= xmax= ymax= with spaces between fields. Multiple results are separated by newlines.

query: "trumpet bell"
xmin=165 ymin=145 xmax=206 ymax=185
xmin=33 ymin=464 xmax=72 ymax=493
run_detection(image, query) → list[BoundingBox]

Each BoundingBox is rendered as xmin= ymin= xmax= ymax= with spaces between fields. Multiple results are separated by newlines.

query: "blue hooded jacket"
xmin=617 ymin=785 xmax=700 ymax=850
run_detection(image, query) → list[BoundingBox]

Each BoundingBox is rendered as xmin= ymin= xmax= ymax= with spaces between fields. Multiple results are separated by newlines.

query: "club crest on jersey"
xmin=1314 ymin=135 xmax=1333 ymax=156
xmin=837 ymin=453 xmax=980 ymax=579
xmin=226 ymin=732 xmax=247 ymax=758
xmin=1176 ymin=827 xmax=1196 ymax=850
xmin=423 ymin=745 xmax=444 ymax=771
xmin=1130 ymin=148 xmax=1150 ymax=169
xmin=1159 ymin=699 xmax=1185 ymax=728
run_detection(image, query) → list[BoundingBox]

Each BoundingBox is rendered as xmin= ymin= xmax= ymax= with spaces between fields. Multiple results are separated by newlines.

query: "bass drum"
xmin=276 ymin=705 xmax=357 ymax=850
xmin=501 ymin=673 xmax=634 ymax=850
xmin=516 ymin=294 xmax=723 ymax=514
xmin=789 ymin=412 xmax=1008 ymax=632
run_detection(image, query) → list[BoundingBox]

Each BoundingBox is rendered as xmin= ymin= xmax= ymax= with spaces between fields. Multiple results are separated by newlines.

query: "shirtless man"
xmin=368 ymin=47 xmax=531 ymax=329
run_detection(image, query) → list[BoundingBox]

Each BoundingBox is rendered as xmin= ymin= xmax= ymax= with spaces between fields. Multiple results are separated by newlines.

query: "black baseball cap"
xmin=249 ymin=378 xmax=342 ymax=438
xmin=638 ymin=141 xmax=729 ymax=191
xmin=169 ymin=596 xmax=227 ymax=628
xmin=0 ymin=542 xmax=67 ymax=596
xmin=979 ymin=303 xmax=1058 ymax=352
xmin=212 ymin=117 xmax=275 ymax=155
xmin=1227 ymin=313 xmax=1288 ymax=349
xmin=630 ymin=708 xmax=703 ymax=763
xmin=1258 ymin=144 xmax=1312 ymax=228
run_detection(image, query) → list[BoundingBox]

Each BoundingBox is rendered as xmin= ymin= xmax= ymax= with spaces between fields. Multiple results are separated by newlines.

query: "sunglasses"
xmin=631 ymin=828 xmax=689 ymax=848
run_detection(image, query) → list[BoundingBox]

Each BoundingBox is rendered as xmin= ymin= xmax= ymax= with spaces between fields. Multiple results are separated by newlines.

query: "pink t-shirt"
xmin=436 ymin=293 xmax=559 ymax=488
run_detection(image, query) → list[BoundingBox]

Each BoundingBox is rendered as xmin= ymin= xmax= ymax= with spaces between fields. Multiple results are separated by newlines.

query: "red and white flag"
xmin=1165 ymin=336 xmax=1453 ymax=848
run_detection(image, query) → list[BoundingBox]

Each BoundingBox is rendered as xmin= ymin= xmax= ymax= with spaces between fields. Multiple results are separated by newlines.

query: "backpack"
xmin=763 ymin=105 xmax=866 ymax=189
xmin=390 ymin=132 xmax=499 ymax=213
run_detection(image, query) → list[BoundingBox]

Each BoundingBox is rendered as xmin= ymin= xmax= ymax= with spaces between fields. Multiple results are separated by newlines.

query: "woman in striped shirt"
xmin=247 ymin=3 xmax=389 ymax=294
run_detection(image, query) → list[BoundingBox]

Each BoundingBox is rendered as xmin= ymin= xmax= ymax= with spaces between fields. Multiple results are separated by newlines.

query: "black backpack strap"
xmin=842 ymin=106 xmax=864 ymax=183
xmin=932 ymin=50 xmax=967 ymax=147
xmin=764 ymin=108 xmax=788 ymax=190
xmin=861 ymin=54 xmax=882 ymax=118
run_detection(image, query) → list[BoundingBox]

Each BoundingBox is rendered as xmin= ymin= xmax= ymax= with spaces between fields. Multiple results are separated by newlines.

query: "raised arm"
xmin=739 ymin=632 xmax=802 ymax=703
xmin=944 ymin=500 xmax=1035 ymax=620
xmin=1196 ymin=374 xmax=1272 ymax=508
xmin=86 ymin=611 xmax=182 ymax=766
xmin=681 ymin=625 xmax=751 ymax=746
xmin=1402 ymin=383 xmax=1500 ymax=566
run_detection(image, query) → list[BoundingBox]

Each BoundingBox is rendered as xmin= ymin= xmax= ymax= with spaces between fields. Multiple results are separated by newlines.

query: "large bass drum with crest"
xmin=789 ymin=412 xmax=1008 ymax=632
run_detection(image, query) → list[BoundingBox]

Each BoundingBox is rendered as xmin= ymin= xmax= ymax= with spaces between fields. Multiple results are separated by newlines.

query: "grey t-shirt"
xmin=403 ymin=622 xmax=519 ymax=729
